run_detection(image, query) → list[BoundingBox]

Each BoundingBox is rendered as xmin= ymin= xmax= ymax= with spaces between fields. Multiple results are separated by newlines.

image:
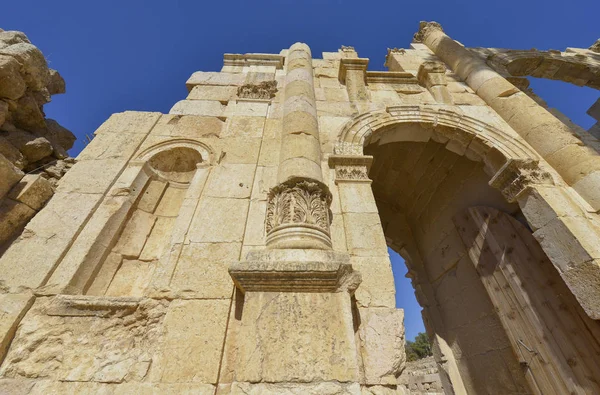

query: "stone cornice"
xmin=223 ymin=53 xmax=284 ymax=69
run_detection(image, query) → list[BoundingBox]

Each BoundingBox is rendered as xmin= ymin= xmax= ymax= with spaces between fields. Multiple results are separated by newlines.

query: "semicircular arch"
xmin=336 ymin=105 xmax=541 ymax=174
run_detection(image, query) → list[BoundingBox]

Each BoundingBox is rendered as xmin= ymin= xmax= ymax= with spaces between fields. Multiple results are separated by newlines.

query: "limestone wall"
xmin=0 ymin=23 xmax=600 ymax=395
xmin=0 ymin=29 xmax=75 ymax=249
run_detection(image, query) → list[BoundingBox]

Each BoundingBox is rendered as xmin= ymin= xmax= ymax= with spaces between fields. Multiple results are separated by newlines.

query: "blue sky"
xmin=2 ymin=0 xmax=598 ymax=340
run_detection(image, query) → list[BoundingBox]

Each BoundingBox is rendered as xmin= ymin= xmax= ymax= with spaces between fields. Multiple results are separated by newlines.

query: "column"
xmin=266 ymin=42 xmax=333 ymax=249
xmin=414 ymin=21 xmax=600 ymax=211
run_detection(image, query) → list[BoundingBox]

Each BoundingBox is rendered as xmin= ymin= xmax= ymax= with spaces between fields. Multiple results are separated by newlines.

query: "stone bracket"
xmin=229 ymin=249 xmax=361 ymax=293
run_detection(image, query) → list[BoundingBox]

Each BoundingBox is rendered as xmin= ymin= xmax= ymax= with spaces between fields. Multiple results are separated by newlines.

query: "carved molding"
xmin=265 ymin=180 xmax=332 ymax=234
xmin=335 ymin=165 xmax=370 ymax=181
xmin=489 ymin=159 xmax=555 ymax=202
xmin=413 ymin=21 xmax=444 ymax=43
xmin=329 ymin=154 xmax=373 ymax=183
xmin=237 ymin=80 xmax=278 ymax=100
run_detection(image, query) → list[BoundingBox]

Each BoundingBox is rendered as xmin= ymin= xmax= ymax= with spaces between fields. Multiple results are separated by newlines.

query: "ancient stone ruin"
xmin=0 ymin=29 xmax=75 ymax=249
xmin=1 ymin=21 xmax=600 ymax=394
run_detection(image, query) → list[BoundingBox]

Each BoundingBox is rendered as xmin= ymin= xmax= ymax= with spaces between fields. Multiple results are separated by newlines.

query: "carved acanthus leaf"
xmin=265 ymin=180 xmax=332 ymax=233
xmin=489 ymin=160 xmax=554 ymax=202
xmin=335 ymin=165 xmax=370 ymax=181
xmin=413 ymin=21 xmax=444 ymax=43
xmin=237 ymin=80 xmax=278 ymax=100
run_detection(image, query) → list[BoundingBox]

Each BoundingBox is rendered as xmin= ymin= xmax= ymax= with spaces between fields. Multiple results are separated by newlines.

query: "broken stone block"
xmin=19 ymin=136 xmax=53 ymax=162
xmin=0 ymin=54 xmax=26 ymax=99
xmin=358 ymin=307 xmax=406 ymax=385
xmin=0 ymin=153 xmax=23 ymax=198
xmin=0 ymin=42 xmax=49 ymax=91
xmin=8 ymin=174 xmax=53 ymax=211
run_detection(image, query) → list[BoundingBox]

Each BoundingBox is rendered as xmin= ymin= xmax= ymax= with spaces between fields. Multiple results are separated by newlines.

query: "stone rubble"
xmin=0 ymin=28 xmax=75 ymax=248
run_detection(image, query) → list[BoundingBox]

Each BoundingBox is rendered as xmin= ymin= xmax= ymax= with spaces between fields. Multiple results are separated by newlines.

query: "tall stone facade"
xmin=0 ymin=22 xmax=600 ymax=394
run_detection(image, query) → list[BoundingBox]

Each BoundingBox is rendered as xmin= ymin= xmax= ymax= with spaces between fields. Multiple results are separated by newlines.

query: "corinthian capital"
xmin=413 ymin=21 xmax=444 ymax=43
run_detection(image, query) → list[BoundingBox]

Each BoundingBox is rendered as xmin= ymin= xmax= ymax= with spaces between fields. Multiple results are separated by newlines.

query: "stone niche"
xmin=86 ymin=146 xmax=203 ymax=297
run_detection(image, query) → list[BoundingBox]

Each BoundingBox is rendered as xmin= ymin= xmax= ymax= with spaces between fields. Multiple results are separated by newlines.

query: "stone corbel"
xmin=417 ymin=61 xmax=453 ymax=104
xmin=489 ymin=159 xmax=555 ymax=203
xmin=339 ymin=58 xmax=370 ymax=101
xmin=328 ymin=154 xmax=373 ymax=184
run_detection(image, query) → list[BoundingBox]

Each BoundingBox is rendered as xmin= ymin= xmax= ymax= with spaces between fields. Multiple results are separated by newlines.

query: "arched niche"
xmin=75 ymin=140 xmax=213 ymax=297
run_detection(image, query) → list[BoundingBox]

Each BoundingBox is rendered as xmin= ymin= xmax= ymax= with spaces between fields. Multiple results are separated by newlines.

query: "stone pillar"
xmin=414 ymin=21 xmax=600 ymax=211
xmin=266 ymin=42 xmax=332 ymax=249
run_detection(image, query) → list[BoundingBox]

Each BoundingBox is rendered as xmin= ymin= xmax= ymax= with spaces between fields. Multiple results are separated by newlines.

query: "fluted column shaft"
xmin=415 ymin=22 xmax=600 ymax=211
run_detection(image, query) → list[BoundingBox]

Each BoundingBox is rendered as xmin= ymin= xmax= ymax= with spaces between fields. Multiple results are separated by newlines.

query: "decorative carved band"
xmin=265 ymin=180 xmax=332 ymax=234
xmin=489 ymin=159 xmax=554 ymax=202
xmin=328 ymin=154 xmax=373 ymax=183
xmin=335 ymin=165 xmax=370 ymax=181
xmin=237 ymin=80 xmax=278 ymax=100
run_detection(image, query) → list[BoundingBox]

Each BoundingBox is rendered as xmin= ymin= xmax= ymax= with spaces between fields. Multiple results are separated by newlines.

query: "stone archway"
xmin=330 ymin=107 xmax=600 ymax=394
xmin=483 ymin=48 xmax=600 ymax=89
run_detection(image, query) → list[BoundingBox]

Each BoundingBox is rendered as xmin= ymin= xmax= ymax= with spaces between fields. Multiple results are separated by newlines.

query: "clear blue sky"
xmin=2 ymin=0 xmax=598 ymax=341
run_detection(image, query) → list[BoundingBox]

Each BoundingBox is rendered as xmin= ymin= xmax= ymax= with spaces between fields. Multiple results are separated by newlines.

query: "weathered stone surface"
xmin=0 ymin=54 xmax=26 ymax=99
xmin=0 ymin=42 xmax=49 ymax=91
xmin=0 ymin=153 xmax=23 ymax=198
xmin=358 ymin=308 xmax=405 ymax=385
xmin=222 ymin=382 xmax=361 ymax=394
xmin=233 ymin=292 xmax=359 ymax=383
xmin=150 ymin=299 xmax=229 ymax=383
xmin=7 ymin=173 xmax=53 ymax=210
xmin=0 ymin=293 xmax=34 ymax=362
xmin=1 ymin=297 xmax=168 ymax=383
xmin=4 ymin=31 xmax=600 ymax=395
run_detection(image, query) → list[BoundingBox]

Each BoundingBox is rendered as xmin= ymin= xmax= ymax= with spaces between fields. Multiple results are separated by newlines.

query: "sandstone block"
xmin=186 ymin=71 xmax=246 ymax=90
xmin=56 ymin=159 xmax=126 ymax=195
xmin=222 ymin=382 xmax=361 ymax=394
xmin=187 ymin=197 xmax=249 ymax=243
xmin=351 ymin=257 xmax=396 ymax=308
xmin=205 ymin=163 xmax=255 ymax=199
xmin=170 ymin=242 xmax=240 ymax=298
xmin=233 ymin=292 xmax=360 ymax=383
xmin=0 ymin=54 xmax=26 ymax=99
xmin=0 ymin=293 xmax=34 ymax=362
xmin=113 ymin=210 xmax=157 ymax=258
xmin=343 ymin=213 xmax=388 ymax=256
xmin=0 ymin=136 xmax=25 ymax=169
xmin=13 ymin=94 xmax=46 ymax=131
xmin=170 ymin=99 xmax=226 ymax=117
xmin=150 ymin=114 xmax=226 ymax=138
xmin=0 ymin=42 xmax=49 ymax=90
xmin=94 ymin=111 xmax=162 ymax=135
xmin=188 ymin=85 xmax=238 ymax=101
xmin=151 ymin=299 xmax=229 ymax=383
xmin=0 ymin=153 xmax=24 ymax=198
xmin=224 ymin=116 xmax=265 ymax=138
xmin=358 ymin=307 xmax=406 ymax=385
xmin=8 ymin=173 xmax=53 ymax=211
xmin=19 ymin=136 xmax=53 ymax=162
